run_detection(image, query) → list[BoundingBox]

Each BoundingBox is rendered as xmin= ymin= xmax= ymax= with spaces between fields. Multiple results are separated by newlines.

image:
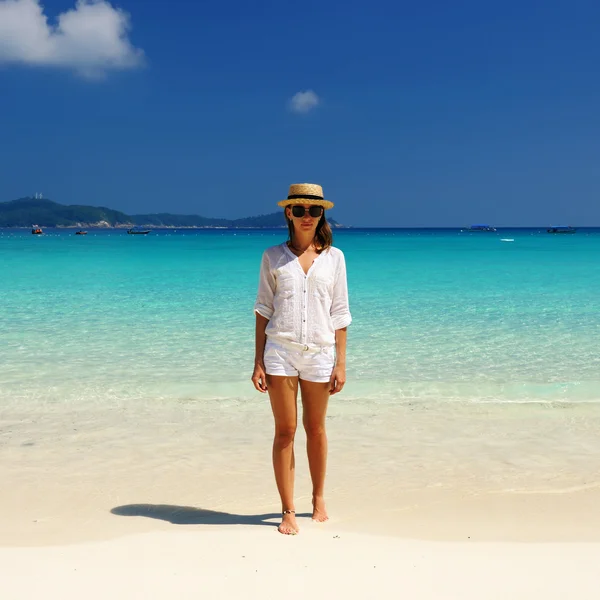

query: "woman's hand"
xmin=329 ymin=364 xmax=346 ymax=395
xmin=251 ymin=361 xmax=268 ymax=393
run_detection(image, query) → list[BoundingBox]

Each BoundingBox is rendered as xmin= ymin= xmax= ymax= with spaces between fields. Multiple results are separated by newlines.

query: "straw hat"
xmin=277 ymin=183 xmax=334 ymax=210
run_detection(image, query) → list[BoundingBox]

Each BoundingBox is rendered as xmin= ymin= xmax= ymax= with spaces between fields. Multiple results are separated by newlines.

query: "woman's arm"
xmin=330 ymin=252 xmax=352 ymax=330
xmin=254 ymin=252 xmax=275 ymax=320
xmin=329 ymin=250 xmax=351 ymax=395
xmin=329 ymin=326 xmax=347 ymax=395
xmin=252 ymin=313 xmax=269 ymax=392
xmin=252 ymin=251 xmax=275 ymax=393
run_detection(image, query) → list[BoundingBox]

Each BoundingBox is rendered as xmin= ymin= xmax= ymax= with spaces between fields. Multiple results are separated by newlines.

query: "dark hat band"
xmin=287 ymin=194 xmax=324 ymax=200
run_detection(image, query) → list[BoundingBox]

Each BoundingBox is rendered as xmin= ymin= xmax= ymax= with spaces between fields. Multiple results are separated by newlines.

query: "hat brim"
xmin=278 ymin=198 xmax=334 ymax=210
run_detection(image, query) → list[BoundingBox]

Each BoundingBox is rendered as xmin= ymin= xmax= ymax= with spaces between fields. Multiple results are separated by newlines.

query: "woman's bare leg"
xmin=299 ymin=379 xmax=330 ymax=522
xmin=267 ymin=374 xmax=299 ymax=534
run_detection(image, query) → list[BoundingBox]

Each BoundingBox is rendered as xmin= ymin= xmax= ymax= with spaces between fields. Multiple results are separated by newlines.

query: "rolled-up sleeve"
xmin=254 ymin=251 xmax=275 ymax=320
xmin=330 ymin=251 xmax=352 ymax=330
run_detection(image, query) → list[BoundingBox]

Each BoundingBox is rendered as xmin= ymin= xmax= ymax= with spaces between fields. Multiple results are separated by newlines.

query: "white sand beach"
xmin=2 ymin=527 xmax=600 ymax=600
xmin=2 ymin=396 xmax=600 ymax=598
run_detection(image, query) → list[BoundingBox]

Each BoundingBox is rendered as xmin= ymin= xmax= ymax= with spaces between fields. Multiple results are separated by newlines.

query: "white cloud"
xmin=289 ymin=90 xmax=320 ymax=114
xmin=0 ymin=0 xmax=144 ymax=78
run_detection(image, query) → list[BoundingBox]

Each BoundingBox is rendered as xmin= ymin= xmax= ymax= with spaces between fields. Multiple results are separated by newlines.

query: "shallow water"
xmin=1 ymin=227 xmax=599 ymax=405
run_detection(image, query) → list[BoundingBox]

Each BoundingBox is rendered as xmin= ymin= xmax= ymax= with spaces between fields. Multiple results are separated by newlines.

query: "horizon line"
xmin=1 ymin=225 xmax=598 ymax=230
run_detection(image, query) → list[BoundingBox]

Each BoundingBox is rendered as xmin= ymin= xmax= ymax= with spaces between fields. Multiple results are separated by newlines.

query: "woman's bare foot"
xmin=278 ymin=511 xmax=299 ymax=535
xmin=312 ymin=495 xmax=329 ymax=522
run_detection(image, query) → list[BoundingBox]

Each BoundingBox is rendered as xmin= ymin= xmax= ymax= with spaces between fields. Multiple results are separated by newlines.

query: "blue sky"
xmin=1 ymin=0 xmax=599 ymax=227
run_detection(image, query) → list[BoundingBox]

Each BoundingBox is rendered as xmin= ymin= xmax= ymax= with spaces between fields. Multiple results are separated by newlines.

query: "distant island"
xmin=0 ymin=198 xmax=344 ymax=229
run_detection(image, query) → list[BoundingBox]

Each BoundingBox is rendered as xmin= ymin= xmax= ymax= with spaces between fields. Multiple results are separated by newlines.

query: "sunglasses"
xmin=291 ymin=205 xmax=324 ymax=218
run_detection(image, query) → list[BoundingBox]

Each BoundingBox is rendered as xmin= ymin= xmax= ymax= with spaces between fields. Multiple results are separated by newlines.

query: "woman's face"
xmin=286 ymin=204 xmax=323 ymax=234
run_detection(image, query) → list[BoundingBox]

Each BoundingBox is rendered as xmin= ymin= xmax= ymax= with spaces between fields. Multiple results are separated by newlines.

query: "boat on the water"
xmin=127 ymin=228 xmax=150 ymax=235
xmin=31 ymin=226 xmax=43 ymax=235
xmin=547 ymin=226 xmax=576 ymax=234
xmin=75 ymin=230 xmax=88 ymax=235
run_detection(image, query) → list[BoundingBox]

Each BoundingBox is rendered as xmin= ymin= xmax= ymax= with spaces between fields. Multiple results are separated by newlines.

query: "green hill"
xmin=0 ymin=198 xmax=131 ymax=228
xmin=0 ymin=198 xmax=343 ymax=228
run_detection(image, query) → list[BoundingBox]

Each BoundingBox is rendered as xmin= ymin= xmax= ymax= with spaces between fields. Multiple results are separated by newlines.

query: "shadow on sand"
xmin=111 ymin=504 xmax=311 ymax=527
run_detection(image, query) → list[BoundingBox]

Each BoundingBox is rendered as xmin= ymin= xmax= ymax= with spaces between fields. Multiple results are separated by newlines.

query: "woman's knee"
xmin=274 ymin=425 xmax=297 ymax=447
xmin=303 ymin=421 xmax=326 ymax=439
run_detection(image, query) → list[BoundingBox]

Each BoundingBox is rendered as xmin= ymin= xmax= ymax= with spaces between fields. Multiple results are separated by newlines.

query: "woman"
xmin=252 ymin=183 xmax=352 ymax=535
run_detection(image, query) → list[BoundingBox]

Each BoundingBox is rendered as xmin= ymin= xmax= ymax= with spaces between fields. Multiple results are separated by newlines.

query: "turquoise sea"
xmin=1 ymin=227 xmax=599 ymax=408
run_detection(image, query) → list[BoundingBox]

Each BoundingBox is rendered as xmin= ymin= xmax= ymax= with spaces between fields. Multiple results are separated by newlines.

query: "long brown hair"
xmin=285 ymin=207 xmax=333 ymax=252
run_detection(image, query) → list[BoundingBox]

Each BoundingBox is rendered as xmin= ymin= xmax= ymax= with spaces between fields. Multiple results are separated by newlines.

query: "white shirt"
xmin=254 ymin=243 xmax=352 ymax=348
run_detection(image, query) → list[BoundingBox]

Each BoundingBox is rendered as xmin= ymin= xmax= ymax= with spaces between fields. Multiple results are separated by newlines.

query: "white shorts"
xmin=264 ymin=339 xmax=335 ymax=383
